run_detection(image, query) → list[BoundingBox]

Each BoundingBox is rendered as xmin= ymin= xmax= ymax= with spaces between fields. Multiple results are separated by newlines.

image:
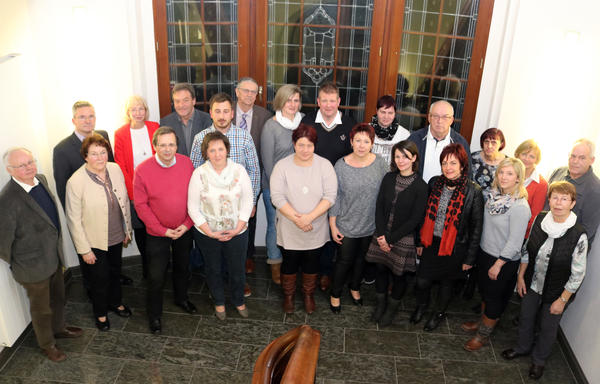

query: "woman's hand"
xmin=416 ymin=247 xmax=423 ymax=257
xmin=462 ymin=264 xmax=472 ymax=271
xmin=488 ymin=259 xmax=505 ymax=280
xmin=82 ymin=251 xmax=96 ymax=264
xmin=517 ymin=276 xmax=527 ymax=297
xmin=550 ymin=299 xmax=566 ymax=315
xmin=377 ymin=236 xmax=391 ymax=252
xmin=294 ymin=213 xmax=313 ymax=230
xmin=220 ymin=221 xmax=247 ymax=242
xmin=330 ymin=224 xmax=344 ymax=245
xmin=123 ymin=235 xmax=131 ymax=246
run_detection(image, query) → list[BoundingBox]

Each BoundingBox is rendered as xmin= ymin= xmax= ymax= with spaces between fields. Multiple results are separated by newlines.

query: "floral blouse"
xmin=471 ymin=151 xmax=504 ymax=200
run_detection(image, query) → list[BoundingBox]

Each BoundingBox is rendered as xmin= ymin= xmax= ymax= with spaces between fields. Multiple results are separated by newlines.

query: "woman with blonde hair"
xmin=514 ymin=139 xmax=548 ymax=238
xmin=463 ymin=157 xmax=531 ymax=351
xmin=114 ymin=95 xmax=159 ymax=278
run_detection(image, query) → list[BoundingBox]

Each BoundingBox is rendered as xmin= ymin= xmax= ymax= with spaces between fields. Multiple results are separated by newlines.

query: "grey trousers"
xmin=515 ymin=290 xmax=565 ymax=366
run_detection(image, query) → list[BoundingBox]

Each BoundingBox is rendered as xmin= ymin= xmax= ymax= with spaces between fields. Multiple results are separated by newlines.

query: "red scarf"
xmin=420 ymin=174 xmax=467 ymax=256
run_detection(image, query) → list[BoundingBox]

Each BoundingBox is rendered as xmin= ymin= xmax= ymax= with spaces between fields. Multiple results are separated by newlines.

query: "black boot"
xmin=379 ymin=297 xmax=401 ymax=327
xmin=423 ymin=312 xmax=446 ymax=332
xmin=410 ymin=304 xmax=427 ymax=324
xmin=370 ymin=293 xmax=387 ymax=323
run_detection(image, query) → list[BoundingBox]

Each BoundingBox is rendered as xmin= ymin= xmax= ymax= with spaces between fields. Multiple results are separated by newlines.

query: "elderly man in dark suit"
xmin=159 ymin=83 xmax=212 ymax=156
xmin=0 ymin=148 xmax=83 ymax=362
xmin=52 ymin=100 xmax=132 ymax=286
xmin=234 ymin=77 xmax=273 ymax=276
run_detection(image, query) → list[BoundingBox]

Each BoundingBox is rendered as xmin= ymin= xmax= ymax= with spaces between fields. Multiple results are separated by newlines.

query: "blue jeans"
xmin=262 ymin=188 xmax=282 ymax=264
xmin=194 ymin=229 xmax=248 ymax=307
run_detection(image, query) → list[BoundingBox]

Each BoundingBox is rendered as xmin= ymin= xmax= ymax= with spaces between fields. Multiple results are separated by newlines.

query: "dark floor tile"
xmin=379 ymin=309 xmax=450 ymax=335
xmin=123 ymin=311 xmax=199 ymax=338
xmin=316 ymin=352 xmax=396 ymax=383
xmin=119 ymin=285 xmax=146 ymax=309
xmin=0 ymin=348 xmax=44 ymax=378
xmin=86 ymin=330 xmax=166 ymax=361
xmin=307 ymin=303 xmax=376 ymax=330
xmin=241 ymin=298 xmax=285 ymax=322
xmin=443 ymin=360 xmax=523 ymax=384
xmin=191 ymin=368 xmax=252 ymax=384
xmin=243 ymin=277 xmax=270 ymax=299
xmin=194 ymin=317 xmax=271 ymax=345
xmin=161 ymin=292 xmax=210 ymax=316
xmin=33 ymin=352 xmax=123 ymax=383
xmin=418 ymin=333 xmax=496 ymax=362
xmin=346 ymin=329 xmax=419 ymax=357
xmin=270 ymin=324 xmax=344 ymax=353
xmin=395 ymin=357 xmax=444 ymax=383
xmin=283 ymin=311 xmax=307 ymax=324
xmin=0 ymin=377 xmax=61 ymax=384
xmin=160 ymin=337 xmax=241 ymax=369
xmin=20 ymin=328 xmax=94 ymax=353
xmin=64 ymin=278 xmax=90 ymax=304
xmin=236 ymin=344 xmax=263 ymax=372
xmin=63 ymin=302 xmax=128 ymax=331
xmin=115 ymin=360 xmax=193 ymax=384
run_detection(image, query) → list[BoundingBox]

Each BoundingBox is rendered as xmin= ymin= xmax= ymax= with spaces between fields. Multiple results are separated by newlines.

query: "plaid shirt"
xmin=190 ymin=124 xmax=260 ymax=204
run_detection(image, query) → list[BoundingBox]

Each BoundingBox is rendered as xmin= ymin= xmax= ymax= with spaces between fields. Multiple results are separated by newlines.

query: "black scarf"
xmin=370 ymin=114 xmax=399 ymax=141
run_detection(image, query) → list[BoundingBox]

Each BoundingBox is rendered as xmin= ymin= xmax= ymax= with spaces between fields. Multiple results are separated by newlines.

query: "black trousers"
xmin=280 ymin=247 xmax=321 ymax=274
xmin=146 ymin=231 xmax=193 ymax=320
xmin=331 ymin=236 xmax=371 ymax=297
xmin=246 ymin=211 xmax=257 ymax=259
xmin=478 ymin=250 xmax=520 ymax=319
xmin=130 ymin=201 xmax=148 ymax=277
xmin=80 ymin=243 xmax=123 ymax=318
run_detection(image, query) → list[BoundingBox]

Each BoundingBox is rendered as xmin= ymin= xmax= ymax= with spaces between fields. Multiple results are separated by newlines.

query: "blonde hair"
xmin=491 ymin=157 xmax=528 ymax=199
xmin=272 ymin=84 xmax=302 ymax=111
xmin=124 ymin=95 xmax=149 ymax=124
xmin=514 ymin=139 xmax=541 ymax=165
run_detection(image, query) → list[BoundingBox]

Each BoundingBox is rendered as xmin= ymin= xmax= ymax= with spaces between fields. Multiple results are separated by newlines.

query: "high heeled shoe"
xmin=329 ymin=297 xmax=341 ymax=314
xmin=350 ymin=290 xmax=363 ymax=306
xmin=95 ymin=317 xmax=110 ymax=331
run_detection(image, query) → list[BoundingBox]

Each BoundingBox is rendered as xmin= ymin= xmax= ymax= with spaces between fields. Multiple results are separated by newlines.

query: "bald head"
xmin=428 ymin=101 xmax=454 ymax=140
xmin=4 ymin=148 xmax=37 ymax=185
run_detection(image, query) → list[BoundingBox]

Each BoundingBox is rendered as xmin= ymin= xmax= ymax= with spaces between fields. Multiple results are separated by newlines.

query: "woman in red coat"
xmin=114 ymin=95 xmax=159 ymax=278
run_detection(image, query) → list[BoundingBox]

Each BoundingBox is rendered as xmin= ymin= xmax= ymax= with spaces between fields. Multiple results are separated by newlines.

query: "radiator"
xmin=0 ymin=261 xmax=31 ymax=347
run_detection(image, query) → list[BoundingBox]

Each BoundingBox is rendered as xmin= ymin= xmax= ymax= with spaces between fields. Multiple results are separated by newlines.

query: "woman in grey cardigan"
xmin=329 ymin=123 xmax=388 ymax=313
xmin=463 ymin=157 xmax=531 ymax=351
xmin=260 ymin=84 xmax=303 ymax=284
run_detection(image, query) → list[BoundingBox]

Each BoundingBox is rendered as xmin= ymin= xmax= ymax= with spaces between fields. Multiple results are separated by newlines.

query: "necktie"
xmin=240 ymin=113 xmax=248 ymax=131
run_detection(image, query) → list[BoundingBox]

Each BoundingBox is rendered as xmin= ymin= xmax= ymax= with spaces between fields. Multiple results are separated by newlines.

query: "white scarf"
xmin=275 ymin=110 xmax=303 ymax=130
xmin=541 ymin=211 xmax=577 ymax=239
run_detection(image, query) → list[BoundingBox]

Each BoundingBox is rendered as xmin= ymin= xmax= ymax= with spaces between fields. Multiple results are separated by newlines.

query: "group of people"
xmin=1 ymin=77 xmax=599 ymax=381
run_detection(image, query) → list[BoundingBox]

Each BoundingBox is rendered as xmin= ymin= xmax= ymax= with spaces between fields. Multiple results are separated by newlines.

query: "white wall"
xmin=474 ymin=1 xmax=600 ymax=382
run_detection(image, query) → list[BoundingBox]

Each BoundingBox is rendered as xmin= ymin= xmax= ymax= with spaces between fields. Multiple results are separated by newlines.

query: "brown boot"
xmin=281 ymin=274 xmax=296 ymax=313
xmin=270 ymin=263 xmax=281 ymax=285
xmin=461 ymin=302 xmax=485 ymax=333
xmin=464 ymin=314 xmax=497 ymax=351
xmin=302 ymin=273 xmax=318 ymax=314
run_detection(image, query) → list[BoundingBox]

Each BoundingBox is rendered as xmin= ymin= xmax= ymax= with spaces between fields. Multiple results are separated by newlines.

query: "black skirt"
xmin=417 ymin=236 xmax=467 ymax=281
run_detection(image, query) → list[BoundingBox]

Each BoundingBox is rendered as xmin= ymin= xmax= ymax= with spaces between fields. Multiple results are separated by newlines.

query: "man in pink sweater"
xmin=133 ymin=126 xmax=196 ymax=334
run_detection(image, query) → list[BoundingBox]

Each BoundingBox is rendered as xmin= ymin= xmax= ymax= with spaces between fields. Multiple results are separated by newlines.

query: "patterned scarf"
xmin=485 ymin=188 xmax=516 ymax=215
xmin=370 ymin=114 xmax=399 ymax=141
xmin=420 ymin=174 xmax=468 ymax=256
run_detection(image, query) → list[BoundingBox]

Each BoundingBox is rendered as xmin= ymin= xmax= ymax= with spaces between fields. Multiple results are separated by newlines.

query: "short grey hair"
xmin=429 ymin=100 xmax=454 ymax=116
xmin=237 ymin=77 xmax=258 ymax=88
xmin=72 ymin=100 xmax=94 ymax=117
xmin=573 ymin=138 xmax=596 ymax=158
xmin=3 ymin=147 xmax=33 ymax=167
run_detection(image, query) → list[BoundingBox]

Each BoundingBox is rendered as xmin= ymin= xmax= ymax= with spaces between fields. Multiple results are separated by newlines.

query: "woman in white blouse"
xmin=188 ymin=131 xmax=253 ymax=320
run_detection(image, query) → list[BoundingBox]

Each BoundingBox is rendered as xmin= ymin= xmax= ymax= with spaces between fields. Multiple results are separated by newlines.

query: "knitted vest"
xmin=525 ymin=211 xmax=585 ymax=303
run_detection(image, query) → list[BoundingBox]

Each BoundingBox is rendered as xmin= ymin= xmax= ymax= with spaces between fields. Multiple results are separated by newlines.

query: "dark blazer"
xmin=159 ymin=109 xmax=212 ymax=156
xmin=408 ymin=127 xmax=472 ymax=176
xmin=0 ymin=174 xmax=64 ymax=283
xmin=233 ymin=103 xmax=272 ymax=170
xmin=52 ymin=130 xmax=114 ymax=209
xmin=421 ymin=176 xmax=484 ymax=266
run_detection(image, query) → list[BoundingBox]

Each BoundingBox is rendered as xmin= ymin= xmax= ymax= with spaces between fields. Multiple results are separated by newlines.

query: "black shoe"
xmin=330 ymin=304 xmax=341 ymax=314
xmin=529 ymin=364 xmax=544 ymax=380
xmin=410 ymin=304 xmax=427 ymax=324
xmin=351 ymin=297 xmax=363 ymax=306
xmin=108 ymin=304 xmax=132 ymax=318
xmin=501 ymin=348 xmax=529 ymax=360
xmin=95 ymin=317 xmax=110 ymax=331
xmin=149 ymin=318 xmax=161 ymax=334
xmin=175 ymin=300 xmax=197 ymax=314
xmin=120 ymin=274 xmax=134 ymax=286
xmin=423 ymin=312 xmax=446 ymax=332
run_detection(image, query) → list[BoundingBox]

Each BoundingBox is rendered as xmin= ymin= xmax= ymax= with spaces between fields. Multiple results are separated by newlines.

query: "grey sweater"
xmin=330 ymin=155 xmax=389 ymax=238
xmin=480 ymin=197 xmax=531 ymax=261
xmin=260 ymin=116 xmax=303 ymax=190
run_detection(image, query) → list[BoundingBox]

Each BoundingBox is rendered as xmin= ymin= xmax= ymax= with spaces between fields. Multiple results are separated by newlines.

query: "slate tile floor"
xmin=0 ymin=256 xmax=578 ymax=383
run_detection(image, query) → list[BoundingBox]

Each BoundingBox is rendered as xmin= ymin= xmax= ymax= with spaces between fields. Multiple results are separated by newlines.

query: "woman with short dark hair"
xmin=471 ymin=128 xmax=507 ymax=200
xmin=270 ymin=124 xmax=337 ymax=314
xmin=370 ymin=95 xmax=410 ymax=165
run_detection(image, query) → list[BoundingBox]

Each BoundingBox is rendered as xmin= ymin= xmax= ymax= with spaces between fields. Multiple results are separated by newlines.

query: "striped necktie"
xmin=240 ymin=113 xmax=248 ymax=131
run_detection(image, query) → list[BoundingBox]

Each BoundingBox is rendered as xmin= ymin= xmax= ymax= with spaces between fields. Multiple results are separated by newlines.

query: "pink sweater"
xmin=133 ymin=154 xmax=194 ymax=237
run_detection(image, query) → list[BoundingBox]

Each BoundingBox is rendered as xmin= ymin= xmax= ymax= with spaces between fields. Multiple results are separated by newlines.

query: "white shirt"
xmin=523 ymin=167 xmax=541 ymax=187
xmin=12 ymin=176 xmax=39 ymax=192
xmin=155 ymin=154 xmax=176 ymax=168
xmin=422 ymin=127 xmax=452 ymax=183
xmin=315 ymin=110 xmax=342 ymax=130
xmin=130 ymin=125 xmax=153 ymax=169
xmin=236 ymin=104 xmax=253 ymax=133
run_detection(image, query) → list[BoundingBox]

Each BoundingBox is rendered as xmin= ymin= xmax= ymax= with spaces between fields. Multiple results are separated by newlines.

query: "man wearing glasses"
xmin=160 ymin=83 xmax=212 ymax=156
xmin=133 ymin=127 xmax=196 ymax=334
xmin=408 ymin=100 xmax=472 ymax=182
xmin=233 ymin=77 xmax=272 ymax=277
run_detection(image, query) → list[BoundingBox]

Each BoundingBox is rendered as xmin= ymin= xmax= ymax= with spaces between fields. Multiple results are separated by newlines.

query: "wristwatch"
xmin=559 ymin=296 xmax=568 ymax=303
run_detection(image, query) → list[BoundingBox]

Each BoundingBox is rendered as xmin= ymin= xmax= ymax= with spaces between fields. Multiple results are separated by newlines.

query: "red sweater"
xmin=114 ymin=121 xmax=160 ymax=199
xmin=133 ymin=154 xmax=194 ymax=237
xmin=525 ymin=175 xmax=548 ymax=238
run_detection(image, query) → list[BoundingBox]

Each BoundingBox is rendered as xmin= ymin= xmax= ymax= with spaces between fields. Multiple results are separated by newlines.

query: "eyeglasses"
xmin=8 ymin=159 xmax=37 ymax=169
xmin=157 ymin=143 xmax=177 ymax=149
xmin=429 ymin=114 xmax=453 ymax=121
xmin=238 ymin=87 xmax=258 ymax=95
xmin=550 ymin=195 xmax=572 ymax=203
